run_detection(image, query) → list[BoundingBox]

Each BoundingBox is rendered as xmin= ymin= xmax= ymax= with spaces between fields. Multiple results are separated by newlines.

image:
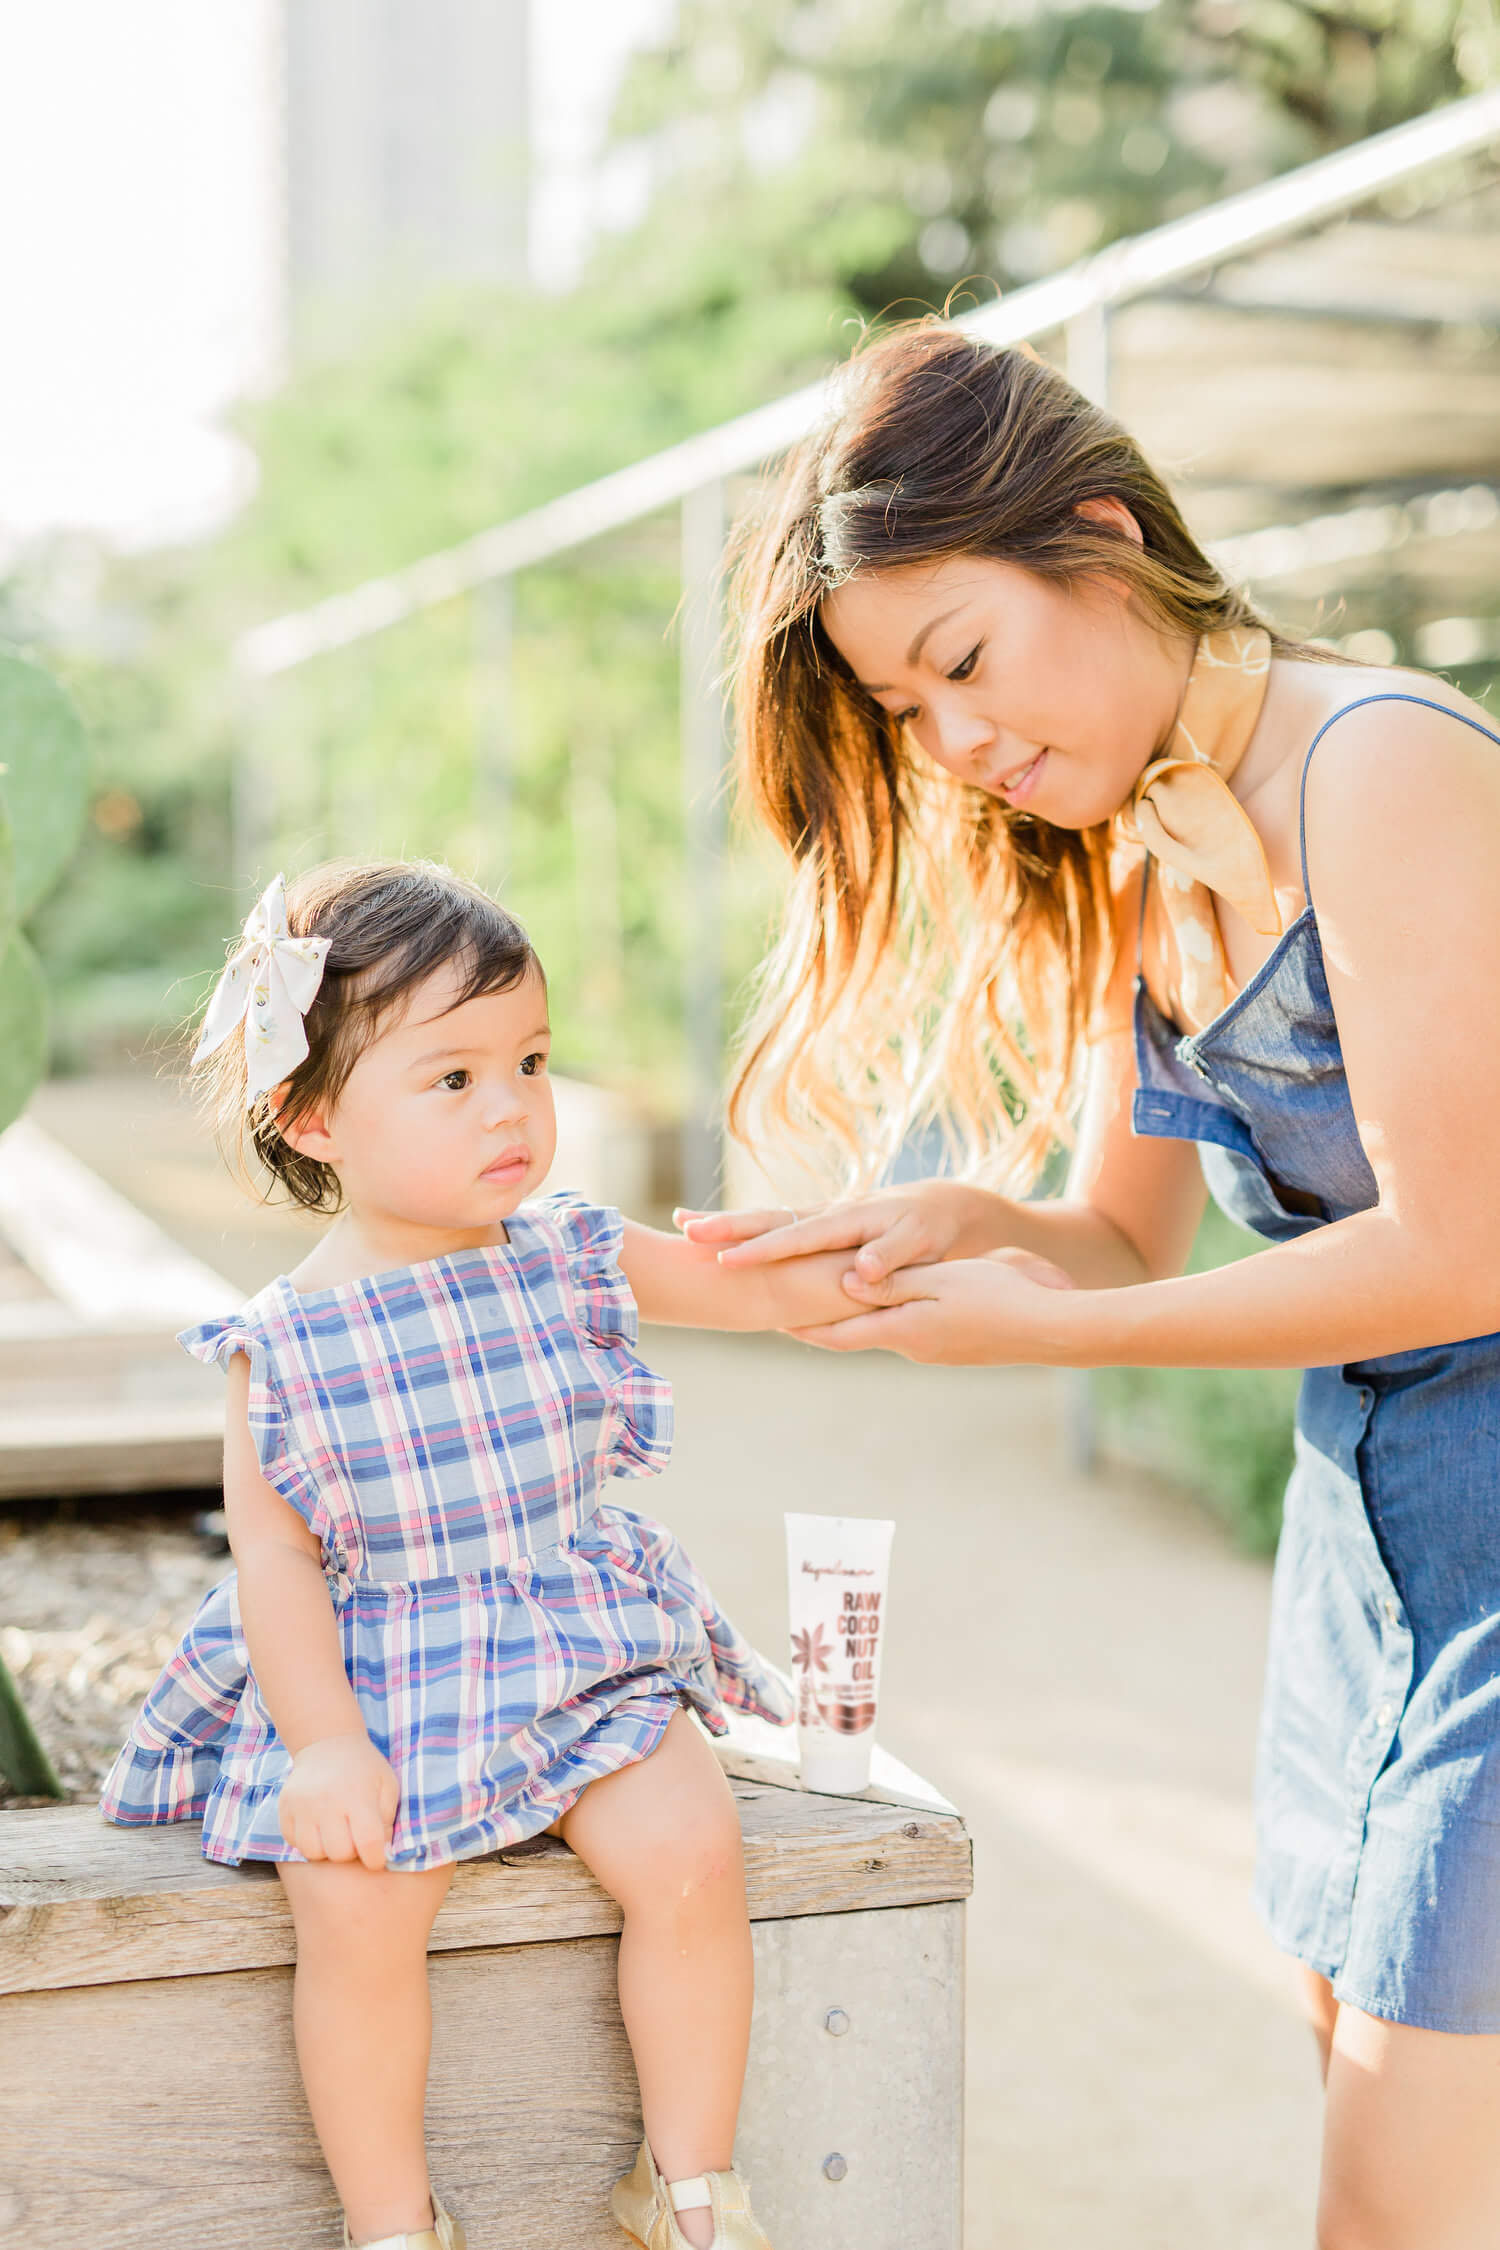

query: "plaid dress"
xmin=100 ymin=1193 xmax=790 ymax=1869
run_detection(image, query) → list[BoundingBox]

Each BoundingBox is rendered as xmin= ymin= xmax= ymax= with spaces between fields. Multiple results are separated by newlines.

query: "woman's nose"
xmin=929 ymin=698 xmax=996 ymax=767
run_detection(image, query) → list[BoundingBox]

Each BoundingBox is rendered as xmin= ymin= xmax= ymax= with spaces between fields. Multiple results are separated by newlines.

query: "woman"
xmin=679 ymin=326 xmax=1500 ymax=2246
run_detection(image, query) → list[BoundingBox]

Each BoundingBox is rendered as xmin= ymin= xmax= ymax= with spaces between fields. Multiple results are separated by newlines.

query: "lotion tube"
xmin=785 ymin=1511 xmax=896 ymax=1795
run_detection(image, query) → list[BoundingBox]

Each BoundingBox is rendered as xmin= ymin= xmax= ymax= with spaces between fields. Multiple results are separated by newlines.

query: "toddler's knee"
xmin=281 ymin=1862 xmax=438 ymax=1961
xmin=619 ymin=1796 xmax=745 ymax=1915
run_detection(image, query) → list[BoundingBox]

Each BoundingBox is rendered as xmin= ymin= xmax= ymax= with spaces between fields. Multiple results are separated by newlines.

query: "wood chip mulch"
xmin=0 ymin=1499 xmax=229 ymax=1809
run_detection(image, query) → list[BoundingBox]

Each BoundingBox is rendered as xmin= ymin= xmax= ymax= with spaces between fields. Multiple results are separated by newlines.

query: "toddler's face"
xmin=307 ymin=961 xmax=557 ymax=1230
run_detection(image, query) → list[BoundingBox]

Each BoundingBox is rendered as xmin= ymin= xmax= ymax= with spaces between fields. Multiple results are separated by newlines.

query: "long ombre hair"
xmin=727 ymin=324 xmax=1298 ymax=1193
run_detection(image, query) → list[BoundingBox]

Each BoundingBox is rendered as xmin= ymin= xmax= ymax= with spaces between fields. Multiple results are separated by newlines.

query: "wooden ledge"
xmin=0 ymin=1778 xmax=971 ymax=1997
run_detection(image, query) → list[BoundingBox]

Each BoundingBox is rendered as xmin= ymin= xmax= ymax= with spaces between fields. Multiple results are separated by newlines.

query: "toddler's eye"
xmin=519 ymin=1052 xmax=548 ymax=1078
xmin=439 ymin=1069 xmax=470 ymax=1092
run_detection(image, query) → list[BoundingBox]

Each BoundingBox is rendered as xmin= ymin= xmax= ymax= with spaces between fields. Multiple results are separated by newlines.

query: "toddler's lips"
xmin=481 ymin=1148 xmax=531 ymax=1184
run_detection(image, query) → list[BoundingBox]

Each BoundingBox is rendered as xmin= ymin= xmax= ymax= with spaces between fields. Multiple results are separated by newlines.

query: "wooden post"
xmin=230 ymin=665 xmax=273 ymax=902
xmin=472 ymin=574 xmax=514 ymax=868
xmin=1065 ymin=301 xmax=1111 ymax=409
xmin=679 ymin=479 xmax=730 ymax=1212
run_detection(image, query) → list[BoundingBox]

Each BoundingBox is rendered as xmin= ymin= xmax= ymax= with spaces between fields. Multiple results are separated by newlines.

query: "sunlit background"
xmin=2 ymin=13 xmax=1498 ymax=2241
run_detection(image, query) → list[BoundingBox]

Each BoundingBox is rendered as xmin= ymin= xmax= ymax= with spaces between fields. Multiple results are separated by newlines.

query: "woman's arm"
xmin=223 ymin=1355 xmax=396 ymax=1866
xmin=798 ymin=701 xmax=1500 ymax=1367
xmin=618 ymin=1221 xmax=874 ymax=1330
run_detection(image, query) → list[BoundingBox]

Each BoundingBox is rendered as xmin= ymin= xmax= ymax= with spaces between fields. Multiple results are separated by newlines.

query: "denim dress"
xmin=1133 ymin=694 xmax=1500 ymax=2033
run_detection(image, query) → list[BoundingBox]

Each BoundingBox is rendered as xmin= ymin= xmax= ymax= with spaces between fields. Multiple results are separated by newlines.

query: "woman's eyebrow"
xmin=864 ymin=605 xmax=966 ymax=693
xmin=906 ymin=605 xmax=965 ymax=666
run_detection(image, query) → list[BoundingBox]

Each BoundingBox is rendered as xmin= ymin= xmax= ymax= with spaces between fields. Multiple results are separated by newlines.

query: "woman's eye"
xmin=946 ymin=643 xmax=982 ymax=683
xmin=519 ymin=1052 xmax=547 ymax=1078
xmin=439 ymin=1070 xmax=470 ymax=1092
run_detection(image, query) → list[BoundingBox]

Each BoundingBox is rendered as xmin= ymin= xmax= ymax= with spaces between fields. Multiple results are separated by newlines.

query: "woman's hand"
xmin=279 ymin=1730 xmax=399 ymax=1870
xmin=786 ymin=1245 xmax=1079 ymax=1364
xmin=675 ymin=1179 xmax=981 ymax=1286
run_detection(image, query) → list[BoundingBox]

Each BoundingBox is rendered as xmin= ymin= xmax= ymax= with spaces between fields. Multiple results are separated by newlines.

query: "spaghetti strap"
xmin=1298 ymin=693 xmax=1500 ymax=904
xmin=1135 ymin=848 xmax=1153 ymax=979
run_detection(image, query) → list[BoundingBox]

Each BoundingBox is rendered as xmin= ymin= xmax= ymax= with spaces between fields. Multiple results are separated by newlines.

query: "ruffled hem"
xmin=106 ymin=1683 xmax=699 ymax=1869
xmin=100 ymin=1503 xmax=790 ymax=1867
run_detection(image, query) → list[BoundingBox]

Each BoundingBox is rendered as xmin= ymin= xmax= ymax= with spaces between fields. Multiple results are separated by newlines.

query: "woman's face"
xmin=819 ymin=549 xmax=1192 ymax=831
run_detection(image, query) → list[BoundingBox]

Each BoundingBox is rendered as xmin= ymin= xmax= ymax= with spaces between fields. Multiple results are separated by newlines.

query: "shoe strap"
xmin=345 ymin=2218 xmax=442 ymax=2250
xmin=668 ymin=2174 xmax=713 ymax=2214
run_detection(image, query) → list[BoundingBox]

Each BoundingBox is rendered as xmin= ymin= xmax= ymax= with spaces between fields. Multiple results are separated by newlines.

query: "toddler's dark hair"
xmin=198 ymin=859 xmax=542 ymax=1214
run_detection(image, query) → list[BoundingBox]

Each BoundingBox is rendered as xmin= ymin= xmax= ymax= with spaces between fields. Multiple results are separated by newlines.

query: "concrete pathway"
xmin=29 ymin=1076 xmax=1324 ymax=2246
xmin=644 ymin=1328 xmax=1322 ymax=2249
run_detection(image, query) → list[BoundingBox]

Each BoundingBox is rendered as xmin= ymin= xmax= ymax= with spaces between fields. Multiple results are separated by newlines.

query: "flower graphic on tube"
xmin=792 ymin=1621 xmax=833 ymax=1727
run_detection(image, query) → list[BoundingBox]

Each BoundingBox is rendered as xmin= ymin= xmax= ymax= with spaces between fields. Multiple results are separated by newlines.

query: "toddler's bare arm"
xmin=618 ymin=1222 xmax=864 ymax=1331
xmin=223 ymin=1355 xmax=396 ymax=1867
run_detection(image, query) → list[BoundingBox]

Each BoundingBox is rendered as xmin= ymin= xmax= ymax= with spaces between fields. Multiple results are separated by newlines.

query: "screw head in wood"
xmin=822 ymin=2154 xmax=849 ymax=2183
xmin=824 ymin=2007 xmax=850 ymax=2036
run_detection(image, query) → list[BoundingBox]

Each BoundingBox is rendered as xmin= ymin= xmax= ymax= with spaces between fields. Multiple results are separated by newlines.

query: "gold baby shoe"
xmin=611 ymin=2139 xmax=773 ymax=2250
xmin=343 ymin=2189 xmax=466 ymax=2250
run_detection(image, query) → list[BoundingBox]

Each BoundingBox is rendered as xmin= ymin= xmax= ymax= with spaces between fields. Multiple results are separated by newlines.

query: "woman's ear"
xmin=268 ymin=1088 xmax=339 ymax=1164
xmin=1076 ymin=495 xmax=1145 ymax=548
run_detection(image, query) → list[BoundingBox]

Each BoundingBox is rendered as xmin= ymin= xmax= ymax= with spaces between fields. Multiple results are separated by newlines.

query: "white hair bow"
xmin=193 ymin=874 xmax=331 ymax=1104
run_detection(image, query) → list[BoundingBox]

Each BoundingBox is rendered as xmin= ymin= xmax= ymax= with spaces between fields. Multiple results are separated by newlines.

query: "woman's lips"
xmin=992 ymin=747 xmax=1047 ymax=805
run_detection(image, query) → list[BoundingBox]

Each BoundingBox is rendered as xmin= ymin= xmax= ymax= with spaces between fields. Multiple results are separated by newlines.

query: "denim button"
xmin=1376 ymin=1701 xmax=1395 ymax=1726
xmin=1384 ymin=1597 xmax=1400 ymax=1626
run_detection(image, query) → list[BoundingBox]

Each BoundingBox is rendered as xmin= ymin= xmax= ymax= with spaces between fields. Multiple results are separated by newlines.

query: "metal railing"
xmin=232 ymin=87 xmax=1500 ymax=1224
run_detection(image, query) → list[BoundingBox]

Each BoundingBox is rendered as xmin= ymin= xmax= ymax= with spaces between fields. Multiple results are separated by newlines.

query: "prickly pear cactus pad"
xmin=0 ymin=650 xmax=88 ymax=1133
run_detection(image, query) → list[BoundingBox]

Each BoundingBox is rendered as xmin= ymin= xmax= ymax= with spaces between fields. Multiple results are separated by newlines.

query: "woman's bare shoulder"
xmin=1300 ymin=664 xmax=1500 ymax=918
xmin=1301 ymin=662 xmax=1499 ymax=781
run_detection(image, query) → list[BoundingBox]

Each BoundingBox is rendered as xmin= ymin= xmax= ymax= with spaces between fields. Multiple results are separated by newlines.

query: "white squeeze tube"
xmin=785 ymin=1512 xmax=896 ymax=1795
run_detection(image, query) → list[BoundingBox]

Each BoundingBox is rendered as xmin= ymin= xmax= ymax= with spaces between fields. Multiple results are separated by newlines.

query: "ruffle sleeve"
xmin=176 ymin=1314 xmax=288 ymax=1484
xmin=538 ymin=1191 xmax=674 ymax=1480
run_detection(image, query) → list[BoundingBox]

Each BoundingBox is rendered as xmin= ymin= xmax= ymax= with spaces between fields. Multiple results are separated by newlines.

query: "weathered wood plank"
xmin=0 ymin=1785 xmax=972 ymax=1996
xmin=0 ymin=1402 xmax=226 ymax=1497
xmin=0 ymin=1118 xmax=241 ymax=1327
xmin=0 ymin=1904 xmax=965 ymax=2249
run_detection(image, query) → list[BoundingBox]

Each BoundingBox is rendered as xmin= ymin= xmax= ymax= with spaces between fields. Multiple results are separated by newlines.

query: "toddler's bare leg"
xmin=559 ymin=1709 xmax=752 ymax=2250
xmin=277 ymin=1857 xmax=453 ymax=2244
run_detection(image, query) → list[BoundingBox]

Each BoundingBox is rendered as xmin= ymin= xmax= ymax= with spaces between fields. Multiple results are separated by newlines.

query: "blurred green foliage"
xmin=616 ymin=0 xmax=1493 ymax=308
xmin=26 ymin=273 xmax=864 ymax=1097
xmin=1095 ymin=1200 xmax=1299 ymax=1551
xmin=0 ymin=650 xmax=88 ymax=1129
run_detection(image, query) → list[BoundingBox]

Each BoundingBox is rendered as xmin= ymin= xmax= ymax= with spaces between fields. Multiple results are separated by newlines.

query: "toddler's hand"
xmin=280 ymin=1731 xmax=399 ymax=1870
xmin=984 ymin=1244 xmax=1076 ymax=1291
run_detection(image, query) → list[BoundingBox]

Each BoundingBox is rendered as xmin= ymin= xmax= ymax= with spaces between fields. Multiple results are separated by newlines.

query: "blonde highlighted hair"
xmin=727 ymin=324 xmax=1309 ymax=1193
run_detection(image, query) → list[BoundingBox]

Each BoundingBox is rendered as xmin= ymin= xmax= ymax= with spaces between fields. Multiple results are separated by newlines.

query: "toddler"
xmin=102 ymin=860 xmax=858 ymax=2250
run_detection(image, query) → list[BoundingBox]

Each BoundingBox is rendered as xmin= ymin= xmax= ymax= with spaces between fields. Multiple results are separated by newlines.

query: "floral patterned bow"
xmin=192 ymin=874 xmax=331 ymax=1104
